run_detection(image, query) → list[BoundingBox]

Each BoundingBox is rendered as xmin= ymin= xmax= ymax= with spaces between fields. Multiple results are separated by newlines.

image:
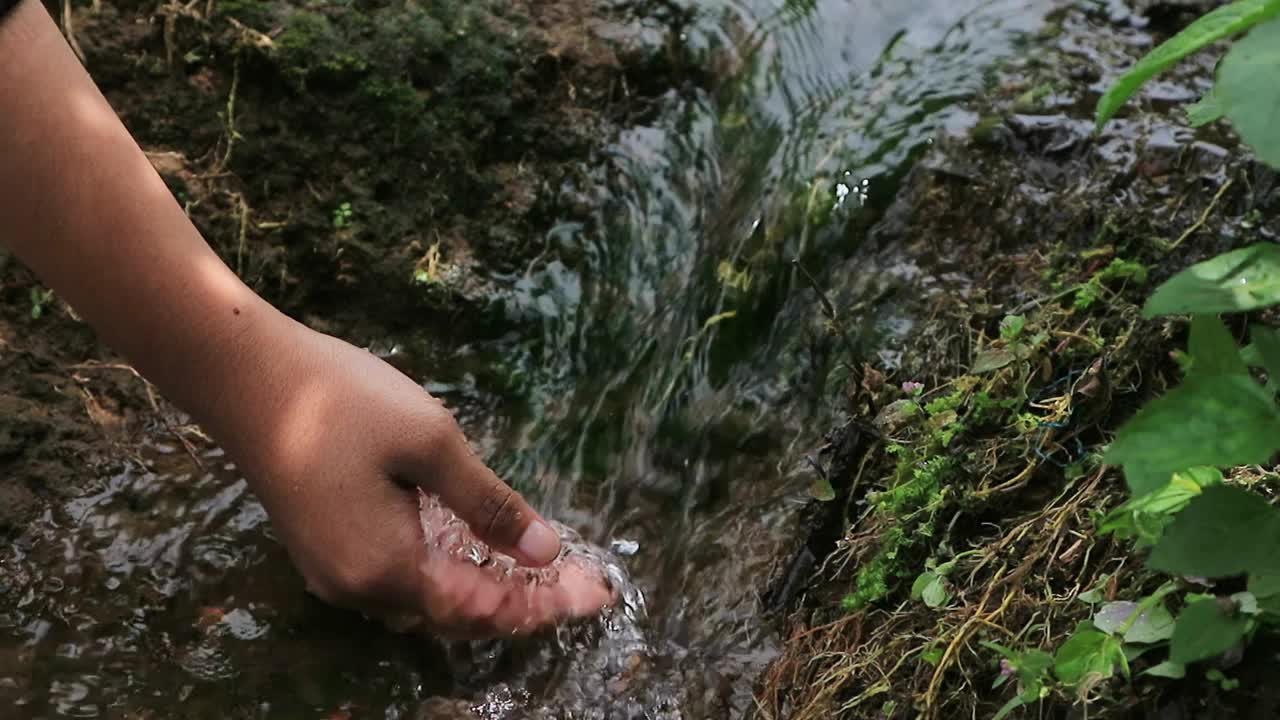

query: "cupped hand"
xmin=209 ymin=314 xmax=613 ymax=637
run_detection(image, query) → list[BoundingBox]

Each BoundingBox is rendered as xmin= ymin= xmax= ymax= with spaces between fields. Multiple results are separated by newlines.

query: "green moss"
xmin=1073 ymin=257 xmax=1149 ymax=310
xmin=843 ymin=431 xmax=956 ymax=610
xmin=263 ymin=0 xmax=514 ymax=134
xmin=924 ymin=389 xmax=965 ymax=417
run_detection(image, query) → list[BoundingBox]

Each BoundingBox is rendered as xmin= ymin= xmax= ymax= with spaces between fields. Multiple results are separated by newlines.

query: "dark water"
xmin=0 ymin=1 xmax=1050 ymax=717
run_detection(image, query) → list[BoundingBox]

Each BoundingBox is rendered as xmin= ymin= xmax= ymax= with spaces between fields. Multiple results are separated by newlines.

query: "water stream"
xmin=1 ymin=1 xmax=1051 ymax=717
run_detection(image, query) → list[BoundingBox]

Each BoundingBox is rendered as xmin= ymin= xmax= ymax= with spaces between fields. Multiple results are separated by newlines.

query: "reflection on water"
xmin=2 ymin=1 xmax=1049 ymax=717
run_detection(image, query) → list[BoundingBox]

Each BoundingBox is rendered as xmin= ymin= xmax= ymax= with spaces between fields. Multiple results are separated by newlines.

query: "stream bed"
xmin=0 ymin=0 xmax=1052 ymax=717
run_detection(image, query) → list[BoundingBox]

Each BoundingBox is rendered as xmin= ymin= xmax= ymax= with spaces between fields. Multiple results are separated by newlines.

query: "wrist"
xmin=174 ymin=296 xmax=309 ymax=462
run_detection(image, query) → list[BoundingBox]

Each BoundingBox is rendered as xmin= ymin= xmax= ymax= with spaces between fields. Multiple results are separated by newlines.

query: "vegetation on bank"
xmin=761 ymin=2 xmax=1280 ymax=717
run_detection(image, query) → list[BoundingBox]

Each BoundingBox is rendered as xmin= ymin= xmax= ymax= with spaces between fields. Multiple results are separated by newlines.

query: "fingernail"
xmin=517 ymin=520 xmax=561 ymax=565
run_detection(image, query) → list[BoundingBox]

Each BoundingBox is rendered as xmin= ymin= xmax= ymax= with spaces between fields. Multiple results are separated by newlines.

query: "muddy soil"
xmin=760 ymin=1 xmax=1280 ymax=719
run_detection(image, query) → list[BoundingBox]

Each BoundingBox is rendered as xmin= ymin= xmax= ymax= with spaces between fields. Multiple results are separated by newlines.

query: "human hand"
xmin=207 ymin=314 xmax=613 ymax=637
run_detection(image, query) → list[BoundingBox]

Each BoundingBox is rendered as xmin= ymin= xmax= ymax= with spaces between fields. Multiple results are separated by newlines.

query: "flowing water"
xmin=1 ymin=1 xmax=1051 ymax=717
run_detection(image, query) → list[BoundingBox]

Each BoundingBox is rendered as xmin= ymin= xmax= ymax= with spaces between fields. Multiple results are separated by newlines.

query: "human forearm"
xmin=0 ymin=0 xmax=290 ymax=436
xmin=0 ymin=0 xmax=593 ymax=628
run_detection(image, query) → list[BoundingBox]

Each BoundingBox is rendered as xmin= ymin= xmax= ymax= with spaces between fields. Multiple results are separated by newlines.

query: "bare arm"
xmin=0 ymin=0 xmax=274 ymax=429
xmin=0 ymin=0 xmax=609 ymax=633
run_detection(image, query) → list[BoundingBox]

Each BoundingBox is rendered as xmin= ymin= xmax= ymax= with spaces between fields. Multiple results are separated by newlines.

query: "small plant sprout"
xmin=332 ymin=201 xmax=354 ymax=229
xmin=29 ymin=287 xmax=54 ymax=320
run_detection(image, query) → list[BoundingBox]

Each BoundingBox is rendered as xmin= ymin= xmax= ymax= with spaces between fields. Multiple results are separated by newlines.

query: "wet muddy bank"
xmin=764 ymin=1 xmax=1280 ymax=718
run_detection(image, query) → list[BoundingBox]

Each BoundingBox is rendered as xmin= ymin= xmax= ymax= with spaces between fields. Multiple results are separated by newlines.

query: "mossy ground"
xmin=757 ymin=3 xmax=1280 ymax=718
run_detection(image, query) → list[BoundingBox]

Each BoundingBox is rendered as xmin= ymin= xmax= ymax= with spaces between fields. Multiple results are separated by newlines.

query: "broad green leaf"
xmin=1248 ymin=569 xmax=1280 ymax=598
xmin=1188 ymin=315 xmax=1247 ymax=377
xmin=1187 ymin=91 xmax=1227 ymax=127
xmin=1251 ymin=325 xmax=1280 ymax=384
xmin=1093 ymin=601 xmax=1177 ymax=643
xmin=1054 ymin=628 xmax=1122 ymax=685
xmin=1149 ymin=485 xmax=1280 ymax=577
xmin=1169 ymin=598 xmax=1250 ymax=664
xmin=1095 ymin=0 xmax=1280 ymax=129
xmin=1241 ymin=343 xmax=1264 ymax=367
xmin=1144 ymin=244 xmax=1280 ymax=316
xmin=1257 ymin=592 xmax=1280 ymax=616
xmin=1106 ymin=374 xmax=1280 ymax=483
xmin=1144 ymin=660 xmax=1187 ymax=679
xmin=1120 ymin=464 xmax=1173 ymax=499
xmin=1216 ymin=18 xmax=1280 ymax=169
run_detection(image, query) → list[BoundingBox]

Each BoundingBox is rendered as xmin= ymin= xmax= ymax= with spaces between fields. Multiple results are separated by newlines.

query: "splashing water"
xmin=416 ymin=491 xmax=669 ymax=719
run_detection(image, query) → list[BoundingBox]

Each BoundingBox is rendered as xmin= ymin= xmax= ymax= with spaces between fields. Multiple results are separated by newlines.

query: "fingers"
xmin=398 ymin=404 xmax=561 ymax=566
xmin=415 ymin=548 xmax=614 ymax=640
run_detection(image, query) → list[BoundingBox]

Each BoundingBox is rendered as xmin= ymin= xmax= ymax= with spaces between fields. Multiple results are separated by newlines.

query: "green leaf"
xmin=1233 ymin=591 xmax=1260 ymax=615
xmin=1144 ymin=660 xmax=1187 ymax=679
xmin=1120 ymin=464 xmax=1174 ymax=499
xmin=1017 ymin=649 xmax=1054 ymax=679
xmin=992 ymin=694 xmax=1030 ymax=720
xmin=972 ymin=348 xmax=1017 ymax=374
xmin=1101 ymin=470 xmax=1217 ymax=543
xmin=1000 ymin=314 xmax=1026 ymax=340
xmin=1093 ymin=601 xmax=1177 ymax=643
xmin=1248 ymin=569 xmax=1280 ymax=598
xmin=1189 ymin=315 xmax=1247 ymax=377
xmin=911 ymin=571 xmax=951 ymax=608
xmin=1149 ymin=485 xmax=1280 ymax=577
xmin=1251 ymin=325 xmax=1280 ymax=385
xmin=1145 ymin=244 xmax=1280 ymax=316
xmin=1216 ymin=18 xmax=1280 ymax=169
xmin=1106 ymin=374 xmax=1280 ymax=488
xmin=1054 ymin=627 xmax=1122 ymax=686
xmin=1170 ymin=598 xmax=1250 ymax=664
xmin=1176 ymin=466 xmax=1225 ymax=487
xmin=1257 ymin=592 xmax=1280 ymax=616
xmin=911 ymin=571 xmax=937 ymax=600
xmin=1095 ymin=0 xmax=1280 ymax=130
xmin=1241 ymin=343 xmax=1264 ymax=368
xmin=1187 ymin=90 xmax=1228 ymax=127
xmin=922 ymin=576 xmax=951 ymax=608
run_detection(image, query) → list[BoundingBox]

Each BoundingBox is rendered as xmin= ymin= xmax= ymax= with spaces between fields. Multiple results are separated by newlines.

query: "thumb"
xmin=400 ymin=414 xmax=562 ymax=566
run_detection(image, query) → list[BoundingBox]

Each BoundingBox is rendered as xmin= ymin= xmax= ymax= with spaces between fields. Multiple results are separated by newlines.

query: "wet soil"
xmin=760 ymin=1 xmax=1280 ymax=718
